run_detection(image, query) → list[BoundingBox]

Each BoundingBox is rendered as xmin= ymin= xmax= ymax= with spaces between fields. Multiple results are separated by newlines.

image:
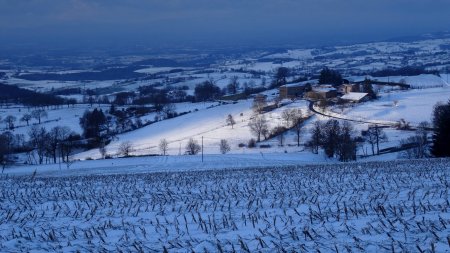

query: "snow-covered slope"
xmin=1 ymin=159 xmax=449 ymax=252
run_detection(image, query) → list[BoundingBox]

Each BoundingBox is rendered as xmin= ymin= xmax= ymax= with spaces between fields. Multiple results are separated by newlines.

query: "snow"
xmin=312 ymin=86 xmax=336 ymax=92
xmin=283 ymin=81 xmax=309 ymax=88
xmin=134 ymin=67 xmax=185 ymax=74
xmin=264 ymin=49 xmax=314 ymax=60
xmin=0 ymin=104 xmax=110 ymax=136
xmin=72 ymin=98 xmax=314 ymax=160
xmin=1 ymin=158 xmax=449 ymax=252
xmin=75 ymin=100 xmax=255 ymax=159
xmin=2 ymin=36 xmax=450 ymax=251
xmin=341 ymin=87 xmax=450 ymax=125
xmin=351 ymin=74 xmax=448 ymax=89
xmin=5 ymin=152 xmax=326 ymax=177
xmin=341 ymin=92 xmax=369 ymax=101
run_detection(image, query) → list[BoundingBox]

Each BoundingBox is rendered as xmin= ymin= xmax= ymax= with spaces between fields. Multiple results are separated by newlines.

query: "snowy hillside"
xmin=1 ymin=159 xmax=449 ymax=252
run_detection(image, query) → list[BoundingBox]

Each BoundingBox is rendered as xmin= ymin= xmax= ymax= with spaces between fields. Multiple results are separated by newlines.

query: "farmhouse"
xmin=279 ymin=82 xmax=311 ymax=99
xmin=340 ymin=92 xmax=369 ymax=103
xmin=306 ymin=85 xmax=338 ymax=100
xmin=339 ymin=83 xmax=360 ymax=94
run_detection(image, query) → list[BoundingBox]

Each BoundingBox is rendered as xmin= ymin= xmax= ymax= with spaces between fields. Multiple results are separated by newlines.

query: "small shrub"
xmin=248 ymin=138 xmax=256 ymax=148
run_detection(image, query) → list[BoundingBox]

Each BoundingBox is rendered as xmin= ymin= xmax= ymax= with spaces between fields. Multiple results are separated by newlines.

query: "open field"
xmin=1 ymin=159 xmax=449 ymax=252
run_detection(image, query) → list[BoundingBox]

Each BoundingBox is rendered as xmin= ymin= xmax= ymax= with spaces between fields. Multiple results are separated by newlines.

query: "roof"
xmin=281 ymin=82 xmax=309 ymax=88
xmin=341 ymin=92 xmax=369 ymax=101
xmin=312 ymin=87 xmax=336 ymax=93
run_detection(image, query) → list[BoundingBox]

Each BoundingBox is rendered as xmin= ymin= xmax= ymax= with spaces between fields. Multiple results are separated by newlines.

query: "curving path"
xmin=308 ymin=100 xmax=398 ymax=127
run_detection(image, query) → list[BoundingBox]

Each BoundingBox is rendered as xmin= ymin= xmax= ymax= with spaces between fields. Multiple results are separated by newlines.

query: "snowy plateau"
xmin=1 ymin=34 xmax=450 ymax=252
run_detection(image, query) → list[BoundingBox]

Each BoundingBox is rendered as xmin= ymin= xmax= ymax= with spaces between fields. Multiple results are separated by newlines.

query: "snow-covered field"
xmin=1 ymin=158 xmax=449 ymax=252
xmin=0 ymin=104 xmax=110 ymax=136
xmin=340 ymin=86 xmax=450 ymax=125
xmin=350 ymin=74 xmax=449 ymax=89
xmin=4 ymin=152 xmax=328 ymax=177
xmin=75 ymin=99 xmax=313 ymax=160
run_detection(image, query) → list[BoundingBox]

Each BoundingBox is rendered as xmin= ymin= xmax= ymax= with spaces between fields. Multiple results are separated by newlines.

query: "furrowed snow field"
xmin=1 ymin=159 xmax=450 ymax=252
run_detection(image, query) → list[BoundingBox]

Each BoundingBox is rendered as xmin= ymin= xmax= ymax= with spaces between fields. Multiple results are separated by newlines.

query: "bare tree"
xmin=252 ymin=95 xmax=267 ymax=114
xmin=162 ymin=103 xmax=176 ymax=119
xmin=291 ymin=109 xmax=304 ymax=147
xmin=98 ymin=139 xmax=108 ymax=159
xmin=21 ymin=113 xmax=32 ymax=126
xmin=417 ymin=121 xmax=431 ymax=140
xmin=364 ymin=127 xmax=377 ymax=156
xmin=119 ymin=141 xmax=133 ymax=157
xmin=60 ymin=133 xmax=78 ymax=163
xmin=248 ymin=115 xmax=269 ymax=142
xmin=185 ymin=138 xmax=201 ymax=155
xmin=399 ymin=121 xmax=430 ymax=159
xmin=0 ymin=133 xmax=14 ymax=172
xmin=336 ymin=121 xmax=357 ymax=162
xmin=227 ymin=76 xmax=240 ymax=94
xmin=31 ymin=109 xmax=48 ymax=124
xmin=271 ymin=126 xmax=287 ymax=146
xmin=321 ymin=120 xmax=341 ymax=158
xmin=219 ymin=139 xmax=231 ymax=154
xmin=366 ymin=125 xmax=387 ymax=155
xmin=159 ymin=138 xmax=169 ymax=156
xmin=28 ymin=125 xmax=48 ymax=164
xmin=47 ymin=126 xmax=71 ymax=163
xmin=65 ymin=157 xmax=76 ymax=170
xmin=99 ymin=144 xmax=107 ymax=159
xmin=281 ymin=109 xmax=295 ymax=127
xmin=4 ymin=115 xmax=16 ymax=130
xmin=226 ymin=114 xmax=236 ymax=129
xmin=308 ymin=121 xmax=323 ymax=154
xmin=397 ymin=118 xmax=410 ymax=130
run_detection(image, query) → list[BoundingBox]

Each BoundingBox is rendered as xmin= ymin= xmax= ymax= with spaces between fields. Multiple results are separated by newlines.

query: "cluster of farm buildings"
xmin=278 ymin=80 xmax=408 ymax=103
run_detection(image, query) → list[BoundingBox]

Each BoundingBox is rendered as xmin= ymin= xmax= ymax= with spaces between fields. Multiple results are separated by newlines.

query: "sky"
xmin=1 ymin=0 xmax=450 ymax=51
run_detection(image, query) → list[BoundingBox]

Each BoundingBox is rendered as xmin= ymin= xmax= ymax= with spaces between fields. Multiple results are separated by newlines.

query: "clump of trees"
xmin=432 ymin=100 xmax=450 ymax=157
xmin=362 ymin=125 xmax=387 ymax=156
xmin=307 ymin=119 xmax=358 ymax=162
xmin=219 ymin=139 xmax=231 ymax=154
xmin=185 ymin=138 xmax=201 ymax=155
xmin=400 ymin=121 xmax=431 ymax=159
xmin=318 ymin=67 xmax=342 ymax=86
xmin=0 ymin=83 xmax=66 ymax=107
xmin=361 ymin=79 xmax=377 ymax=99
xmin=27 ymin=125 xmax=79 ymax=165
xmin=371 ymin=66 xmax=439 ymax=77
xmin=282 ymin=108 xmax=305 ymax=147
xmin=194 ymin=80 xmax=222 ymax=102
xmin=3 ymin=115 xmax=16 ymax=130
xmin=79 ymin=108 xmax=107 ymax=141
xmin=270 ymin=67 xmax=289 ymax=88
xmin=227 ymin=76 xmax=240 ymax=95
xmin=20 ymin=114 xmax=32 ymax=126
xmin=31 ymin=109 xmax=48 ymax=124
xmin=0 ymin=132 xmax=25 ymax=170
xmin=248 ymin=115 xmax=269 ymax=142
xmin=119 ymin=141 xmax=133 ymax=157
xmin=252 ymin=95 xmax=267 ymax=114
